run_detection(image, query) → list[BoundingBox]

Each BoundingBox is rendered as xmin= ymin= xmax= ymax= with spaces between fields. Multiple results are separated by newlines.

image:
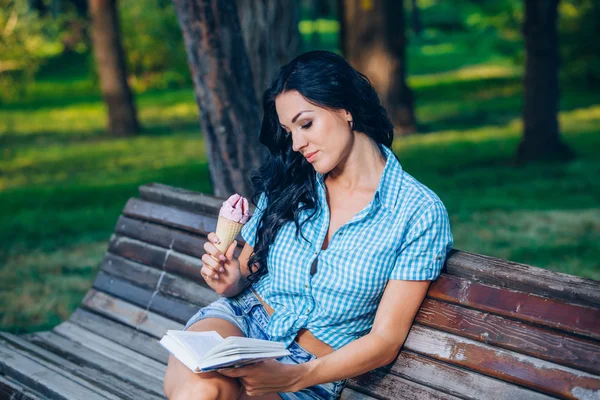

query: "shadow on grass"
xmin=0 ymin=120 xmax=202 ymax=149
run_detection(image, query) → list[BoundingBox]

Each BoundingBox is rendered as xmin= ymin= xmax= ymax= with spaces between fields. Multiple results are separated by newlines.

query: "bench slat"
xmin=92 ymin=271 xmax=199 ymax=323
xmin=430 ymin=274 xmax=600 ymax=340
xmin=124 ymin=198 xmax=225 ymax=239
xmin=28 ymin=331 xmax=165 ymax=397
xmin=404 ymin=324 xmax=600 ymax=398
xmin=0 ymin=336 xmax=120 ymax=400
xmin=417 ymin=298 xmax=600 ymax=374
xmin=81 ymin=289 xmax=183 ymax=338
xmin=446 ymin=249 xmax=600 ymax=308
xmin=107 ymin=230 xmax=239 ymax=284
xmin=69 ymin=308 xmax=169 ymax=364
xmin=339 ymin=387 xmax=375 ymax=399
xmin=391 ymin=350 xmax=554 ymax=400
xmin=115 ymin=215 xmax=243 ymax=264
xmin=53 ymin=322 xmax=166 ymax=379
xmin=347 ymin=369 xmax=461 ymax=400
xmin=0 ymin=332 xmax=162 ymax=400
xmin=0 ymin=375 xmax=45 ymax=400
xmin=139 ymin=182 xmax=230 ymax=216
xmin=101 ymin=251 xmax=219 ymax=305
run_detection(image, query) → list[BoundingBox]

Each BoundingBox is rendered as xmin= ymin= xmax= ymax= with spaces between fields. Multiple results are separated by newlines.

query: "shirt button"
xmin=436 ymin=255 xmax=442 ymax=260
xmin=305 ymin=284 xmax=309 ymax=288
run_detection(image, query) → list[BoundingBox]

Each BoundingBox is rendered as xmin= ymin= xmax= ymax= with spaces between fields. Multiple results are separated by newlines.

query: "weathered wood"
xmin=347 ymin=369 xmax=461 ymax=400
xmin=417 ymin=298 xmax=600 ymax=375
xmin=110 ymin=222 xmax=243 ymax=281
xmin=0 ymin=337 xmax=119 ymax=400
xmin=339 ymin=387 xmax=374 ymax=400
xmin=0 ymin=374 xmax=44 ymax=400
xmin=429 ymin=274 xmax=600 ymax=340
xmin=53 ymin=322 xmax=165 ymax=379
xmin=139 ymin=183 xmax=600 ymax=307
xmin=0 ymin=332 xmax=161 ymax=400
xmin=101 ymin=251 xmax=219 ymax=305
xmin=92 ymin=272 xmax=199 ymax=323
xmin=390 ymin=350 xmax=554 ymax=400
xmin=123 ymin=198 xmax=218 ymax=236
xmin=404 ymin=324 xmax=600 ymax=399
xmin=446 ymin=249 xmax=600 ymax=308
xmin=81 ymin=289 xmax=183 ymax=338
xmin=28 ymin=331 xmax=164 ymax=396
xmin=106 ymin=233 xmax=205 ymax=285
xmin=69 ymin=308 xmax=168 ymax=363
xmin=139 ymin=183 xmax=237 ymax=216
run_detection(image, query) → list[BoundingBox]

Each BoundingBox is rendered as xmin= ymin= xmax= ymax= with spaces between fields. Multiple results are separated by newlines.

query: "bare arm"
xmin=294 ymin=279 xmax=431 ymax=389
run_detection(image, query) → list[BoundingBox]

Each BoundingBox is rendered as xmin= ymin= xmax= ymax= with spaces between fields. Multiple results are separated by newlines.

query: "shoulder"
xmin=390 ymin=170 xmax=447 ymax=229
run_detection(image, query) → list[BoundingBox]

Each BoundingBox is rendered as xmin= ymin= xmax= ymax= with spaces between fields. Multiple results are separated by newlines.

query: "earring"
xmin=349 ymin=120 xmax=354 ymax=130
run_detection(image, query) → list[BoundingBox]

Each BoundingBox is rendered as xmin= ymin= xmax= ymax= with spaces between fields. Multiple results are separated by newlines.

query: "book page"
xmin=168 ymin=330 xmax=224 ymax=361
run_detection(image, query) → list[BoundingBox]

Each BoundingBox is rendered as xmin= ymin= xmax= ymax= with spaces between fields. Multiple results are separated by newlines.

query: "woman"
xmin=163 ymin=50 xmax=454 ymax=400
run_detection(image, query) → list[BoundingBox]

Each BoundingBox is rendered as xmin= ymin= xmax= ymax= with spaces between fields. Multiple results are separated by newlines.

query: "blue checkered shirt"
xmin=240 ymin=143 xmax=454 ymax=350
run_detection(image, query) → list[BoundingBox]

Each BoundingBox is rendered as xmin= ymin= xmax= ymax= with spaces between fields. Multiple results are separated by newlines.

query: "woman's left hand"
xmin=217 ymin=359 xmax=307 ymax=395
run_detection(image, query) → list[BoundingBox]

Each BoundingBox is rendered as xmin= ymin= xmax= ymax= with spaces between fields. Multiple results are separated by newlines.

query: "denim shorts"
xmin=184 ymin=287 xmax=347 ymax=400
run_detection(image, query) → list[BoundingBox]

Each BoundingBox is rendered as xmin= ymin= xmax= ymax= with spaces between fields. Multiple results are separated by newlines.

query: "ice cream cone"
xmin=214 ymin=215 xmax=244 ymax=253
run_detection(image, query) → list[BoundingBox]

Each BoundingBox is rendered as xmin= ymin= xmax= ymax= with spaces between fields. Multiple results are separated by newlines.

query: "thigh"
xmin=164 ymin=317 xmax=245 ymax=400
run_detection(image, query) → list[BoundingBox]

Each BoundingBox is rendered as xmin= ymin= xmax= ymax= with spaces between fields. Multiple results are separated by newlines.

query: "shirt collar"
xmin=315 ymin=143 xmax=403 ymax=213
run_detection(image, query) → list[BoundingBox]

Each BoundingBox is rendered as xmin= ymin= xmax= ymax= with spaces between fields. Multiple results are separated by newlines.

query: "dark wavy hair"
xmin=244 ymin=50 xmax=394 ymax=286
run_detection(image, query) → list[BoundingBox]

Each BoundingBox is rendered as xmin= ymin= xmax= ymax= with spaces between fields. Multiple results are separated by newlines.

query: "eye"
xmin=301 ymin=121 xmax=312 ymax=130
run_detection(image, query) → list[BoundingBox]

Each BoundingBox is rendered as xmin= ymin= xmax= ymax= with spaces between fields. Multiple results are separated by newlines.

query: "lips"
xmin=304 ymin=151 xmax=318 ymax=159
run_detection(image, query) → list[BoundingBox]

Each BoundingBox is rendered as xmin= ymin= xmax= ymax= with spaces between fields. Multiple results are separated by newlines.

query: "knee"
xmin=164 ymin=356 xmax=240 ymax=400
xmin=166 ymin=381 xmax=236 ymax=400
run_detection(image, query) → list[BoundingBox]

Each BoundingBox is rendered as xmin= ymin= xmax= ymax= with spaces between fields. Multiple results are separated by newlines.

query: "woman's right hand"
xmin=201 ymin=232 xmax=241 ymax=294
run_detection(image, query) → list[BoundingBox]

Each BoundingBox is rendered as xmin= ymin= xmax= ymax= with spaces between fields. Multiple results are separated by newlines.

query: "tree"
xmin=339 ymin=0 xmax=416 ymax=134
xmin=89 ymin=0 xmax=140 ymax=136
xmin=171 ymin=0 xmax=266 ymax=198
xmin=517 ymin=0 xmax=574 ymax=163
xmin=237 ymin=0 xmax=302 ymax=106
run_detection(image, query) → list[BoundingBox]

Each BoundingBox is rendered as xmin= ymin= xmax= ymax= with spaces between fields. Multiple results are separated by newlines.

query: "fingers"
xmin=204 ymin=235 xmax=227 ymax=263
xmin=201 ymin=254 xmax=224 ymax=280
xmin=225 ymin=240 xmax=238 ymax=261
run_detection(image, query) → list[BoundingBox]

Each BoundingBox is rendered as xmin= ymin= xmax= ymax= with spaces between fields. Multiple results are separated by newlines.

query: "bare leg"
xmin=163 ymin=317 xmax=282 ymax=400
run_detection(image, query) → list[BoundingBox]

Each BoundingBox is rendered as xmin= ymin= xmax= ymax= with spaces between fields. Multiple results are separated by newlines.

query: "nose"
xmin=291 ymin=129 xmax=308 ymax=153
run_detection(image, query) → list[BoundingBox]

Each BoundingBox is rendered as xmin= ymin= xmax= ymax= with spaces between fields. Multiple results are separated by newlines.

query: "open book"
xmin=159 ymin=330 xmax=291 ymax=373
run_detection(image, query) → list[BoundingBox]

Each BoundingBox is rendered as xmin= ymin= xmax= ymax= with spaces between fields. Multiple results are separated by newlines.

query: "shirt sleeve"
xmin=389 ymin=201 xmax=454 ymax=281
xmin=240 ymin=192 xmax=268 ymax=248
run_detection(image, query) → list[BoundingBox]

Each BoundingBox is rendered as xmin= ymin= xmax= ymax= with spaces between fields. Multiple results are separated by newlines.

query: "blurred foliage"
xmin=1 ymin=0 xmax=599 ymax=101
xmin=117 ymin=0 xmax=191 ymax=92
xmin=559 ymin=0 xmax=600 ymax=86
xmin=0 ymin=0 xmax=65 ymax=101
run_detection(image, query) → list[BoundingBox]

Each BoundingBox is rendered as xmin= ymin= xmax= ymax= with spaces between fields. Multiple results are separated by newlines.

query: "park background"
xmin=0 ymin=0 xmax=598 ymax=334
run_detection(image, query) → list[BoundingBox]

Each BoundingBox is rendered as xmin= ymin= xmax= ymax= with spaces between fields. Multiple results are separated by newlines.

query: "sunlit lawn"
xmin=1 ymin=32 xmax=599 ymax=334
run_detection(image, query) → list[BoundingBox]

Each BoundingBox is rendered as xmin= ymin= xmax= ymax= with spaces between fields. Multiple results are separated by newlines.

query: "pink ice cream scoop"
xmin=219 ymin=194 xmax=250 ymax=224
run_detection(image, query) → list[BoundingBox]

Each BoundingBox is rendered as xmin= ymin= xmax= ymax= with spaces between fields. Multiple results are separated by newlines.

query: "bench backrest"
xmin=81 ymin=183 xmax=600 ymax=400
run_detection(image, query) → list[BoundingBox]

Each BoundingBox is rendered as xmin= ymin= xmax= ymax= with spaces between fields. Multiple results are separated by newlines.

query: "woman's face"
xmin=275 ymin=90 xmax=353 ymax=174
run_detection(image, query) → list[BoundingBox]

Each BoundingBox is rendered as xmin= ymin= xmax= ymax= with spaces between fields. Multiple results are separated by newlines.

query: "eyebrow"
xmin=280 ymin=110 xmax=313 ymax=128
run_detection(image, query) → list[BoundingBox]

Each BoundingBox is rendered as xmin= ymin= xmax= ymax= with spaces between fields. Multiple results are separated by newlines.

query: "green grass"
xmin=1 ymin=31 xmax=599 ymax=334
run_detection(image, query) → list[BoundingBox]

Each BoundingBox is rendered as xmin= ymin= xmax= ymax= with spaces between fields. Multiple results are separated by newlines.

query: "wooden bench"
xmin=1 ymin=182 xmax=599 ymax=400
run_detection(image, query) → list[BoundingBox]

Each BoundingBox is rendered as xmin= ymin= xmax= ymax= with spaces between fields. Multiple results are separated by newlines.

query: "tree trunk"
xmin=339 ymin=0 xmax=416 ymax=134
xmin=237 ymin=0 xmax=301 ymax=106
xmin=517 ymin=0 xmax=574 ymax=163
xmin=89 ymin=0 xmax=140 ymax=136
xmin=171 ymin=0 xmax=266 ymax=198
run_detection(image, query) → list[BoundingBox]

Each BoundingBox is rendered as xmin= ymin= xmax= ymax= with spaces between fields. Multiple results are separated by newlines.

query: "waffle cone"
xmin=215 ymin=215 xmax=244 ymax=253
